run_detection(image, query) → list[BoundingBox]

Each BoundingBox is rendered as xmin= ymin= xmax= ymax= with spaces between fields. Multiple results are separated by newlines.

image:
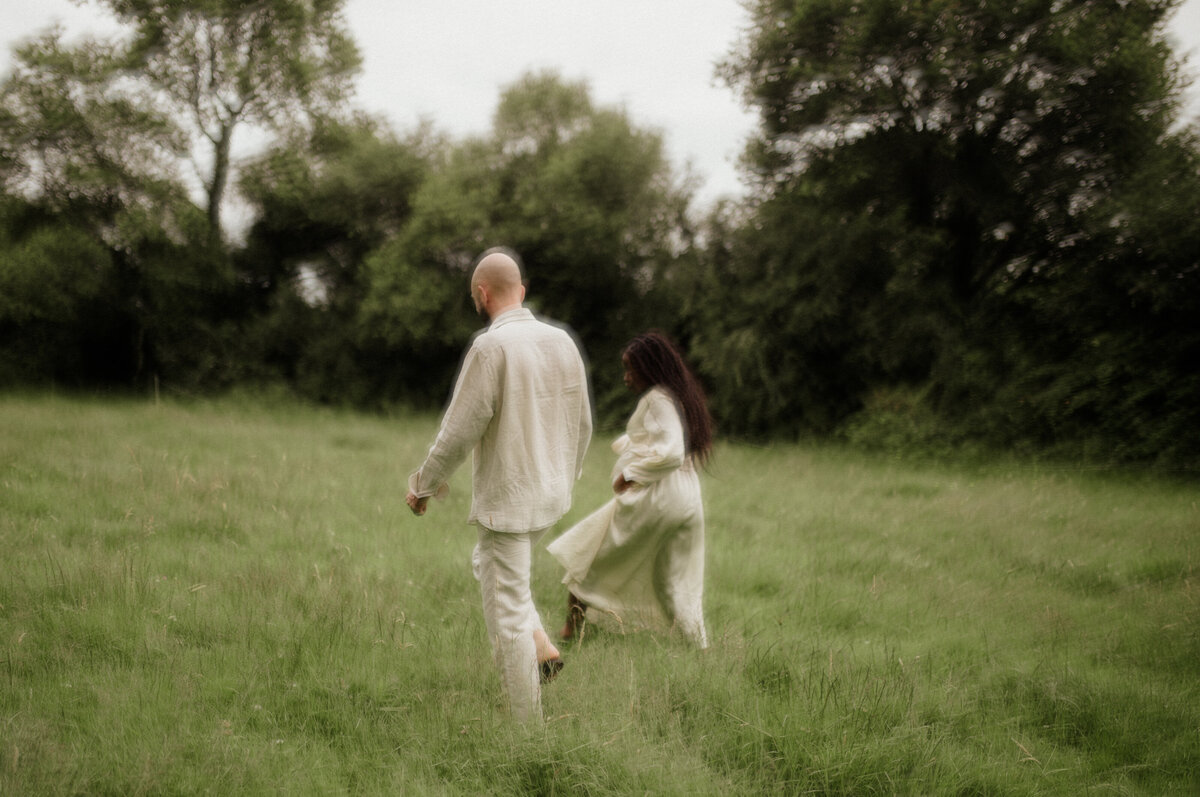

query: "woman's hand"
xmin=613 ymin=473 xmax=637 ymax=494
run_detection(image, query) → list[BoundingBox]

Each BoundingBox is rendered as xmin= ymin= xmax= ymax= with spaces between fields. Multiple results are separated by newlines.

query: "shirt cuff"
xmin=408 ymin=471 xmax=450 ymax=501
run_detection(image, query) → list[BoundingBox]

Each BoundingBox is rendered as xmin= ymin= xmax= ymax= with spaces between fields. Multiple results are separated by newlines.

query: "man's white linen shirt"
xmin=408 ymin=308 xmax=593 ymax=532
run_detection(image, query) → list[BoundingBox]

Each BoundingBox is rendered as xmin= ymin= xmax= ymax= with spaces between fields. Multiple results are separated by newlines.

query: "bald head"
xmin=471 ymin=248 xmax=526 ymax=320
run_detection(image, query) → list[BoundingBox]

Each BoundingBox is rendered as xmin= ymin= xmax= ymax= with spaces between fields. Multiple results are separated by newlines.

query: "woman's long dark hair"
xmin=623 ymin=331 xmax=714 ymax=465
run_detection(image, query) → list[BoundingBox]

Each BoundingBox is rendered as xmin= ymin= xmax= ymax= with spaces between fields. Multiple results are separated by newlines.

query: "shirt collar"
xmin=488 ymin=307 xmax=534 ymax=330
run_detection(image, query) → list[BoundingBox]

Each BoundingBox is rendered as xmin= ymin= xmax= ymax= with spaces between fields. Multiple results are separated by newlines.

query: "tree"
xmin=0 ymin=29 xmax=188 ymax=231
xmin=0 ymin=197 xmax=119 ymax=384
xmin=0 ymin=30 xmax=221 ymax=389
xmin=1 ymin=1 xmax=363 ymax=391
xmin=979 ymin=130 xmax=1200 ymax=464
xmin=359 ymin=72 xmax=696 ymax=416
xmin=236 ymin=115 xmax=435 ymax=403
xmin=704 ymin=0 xmax=1200 ymax=461
xmin=98 ymin=0 xmax=362 ymax=244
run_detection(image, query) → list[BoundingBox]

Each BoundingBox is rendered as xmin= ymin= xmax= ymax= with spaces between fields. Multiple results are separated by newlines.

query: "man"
xmin=405 ymin=247 xmax=592 ymax=723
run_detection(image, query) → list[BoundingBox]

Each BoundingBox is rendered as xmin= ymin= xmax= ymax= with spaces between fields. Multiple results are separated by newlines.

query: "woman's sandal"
xmin=539 ymin=657 xmax=564 ymax=683
xmin=559 ymin=592 xmax=588 ymax=641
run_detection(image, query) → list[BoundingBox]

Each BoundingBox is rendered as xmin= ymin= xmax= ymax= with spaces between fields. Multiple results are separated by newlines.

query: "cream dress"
xmin=547 ymin=386 xmax=708 ymax=647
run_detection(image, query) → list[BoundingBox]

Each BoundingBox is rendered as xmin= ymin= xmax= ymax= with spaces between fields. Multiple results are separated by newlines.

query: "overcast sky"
xmin=3 ymin=0 xmax=1199 ymax=209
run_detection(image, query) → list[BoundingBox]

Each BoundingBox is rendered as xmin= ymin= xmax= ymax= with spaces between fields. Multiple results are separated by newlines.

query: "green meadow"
xmin=1 ymin=394 xmax=1197 ymax=795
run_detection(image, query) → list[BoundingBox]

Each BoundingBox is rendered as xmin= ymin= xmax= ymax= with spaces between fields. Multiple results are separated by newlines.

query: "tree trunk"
xmin=207 ymin=122 xmax=233 ymax=248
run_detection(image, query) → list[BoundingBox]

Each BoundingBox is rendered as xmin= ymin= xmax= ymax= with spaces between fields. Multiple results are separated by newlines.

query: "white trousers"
xmin=473 ymin=525 xmax=550 ymax=723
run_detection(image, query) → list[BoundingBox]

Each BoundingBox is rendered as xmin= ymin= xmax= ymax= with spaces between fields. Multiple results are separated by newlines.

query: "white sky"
xmin=3 ymin=0 xmax=1200 ymax=210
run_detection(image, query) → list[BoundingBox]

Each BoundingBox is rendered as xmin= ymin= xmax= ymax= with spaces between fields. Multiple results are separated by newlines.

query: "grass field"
xmin=1 ymin=393 xmax=1197 ymax=795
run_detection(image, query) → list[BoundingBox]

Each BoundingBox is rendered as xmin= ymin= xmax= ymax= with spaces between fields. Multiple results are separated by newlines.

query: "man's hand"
xmin=406 ymin=491 xmax=430 ymax=516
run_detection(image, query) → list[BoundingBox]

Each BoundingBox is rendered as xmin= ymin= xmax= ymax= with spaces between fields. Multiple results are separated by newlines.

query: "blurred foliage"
xmin=358 ymin=71 xmax=697 ymax=420
xmin=0 ymin=28 xmax=235 ymax=390
xmin=698 ymin=0 xmax=1200 ymax=466
xmin=235 ymin=115 xmax=435 ymax=405
xmin=233 ymin=72 xmax=694 ymax=418
xmin=1 ymin=0 xmax=1198 ymax=468
xmin=102 ymin=0 xmax=362 ymax=243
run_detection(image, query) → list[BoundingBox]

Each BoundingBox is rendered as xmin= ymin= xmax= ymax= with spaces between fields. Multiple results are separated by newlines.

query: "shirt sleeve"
xmin=574 ymin=362 xmax=593 ymax=480
xmin=621 ymin=392 xmax=685 ymax=484
xmin=408 ymin=344 xmax=496 ymax=498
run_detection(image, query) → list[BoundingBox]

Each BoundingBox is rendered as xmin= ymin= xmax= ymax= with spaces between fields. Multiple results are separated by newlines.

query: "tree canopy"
xmin=99 ymin=0 xmax=361 ymax=242
xmin=358 ymin=72 xmax=696 ymax=415
xmin=697 ymin=0 xmax=1200 ymax=463
xmin=2 ymin=0 xmax=1198 ymax=467
xmin=0 ymin=0 xmax=360 ymax=389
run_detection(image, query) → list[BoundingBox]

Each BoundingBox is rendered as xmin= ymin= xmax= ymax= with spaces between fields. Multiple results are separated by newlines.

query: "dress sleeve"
xmin=408 ymin=344 xmax=496 ymax=498
xmin=621 ymin=391 xmax=686 ymax=484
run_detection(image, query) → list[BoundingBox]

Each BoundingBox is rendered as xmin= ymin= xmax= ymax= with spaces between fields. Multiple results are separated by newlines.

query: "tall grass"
xmin=1 ymin=393 xmax=1197 ymax=794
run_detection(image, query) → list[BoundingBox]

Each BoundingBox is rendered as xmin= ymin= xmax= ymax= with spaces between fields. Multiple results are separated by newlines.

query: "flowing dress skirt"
xmin=547 ymin=463 xmax=707 ymax=647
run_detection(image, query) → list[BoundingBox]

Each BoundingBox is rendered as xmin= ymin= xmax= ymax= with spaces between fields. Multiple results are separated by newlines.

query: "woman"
xmin=547 ymin=331 xmax=713 ymax=648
